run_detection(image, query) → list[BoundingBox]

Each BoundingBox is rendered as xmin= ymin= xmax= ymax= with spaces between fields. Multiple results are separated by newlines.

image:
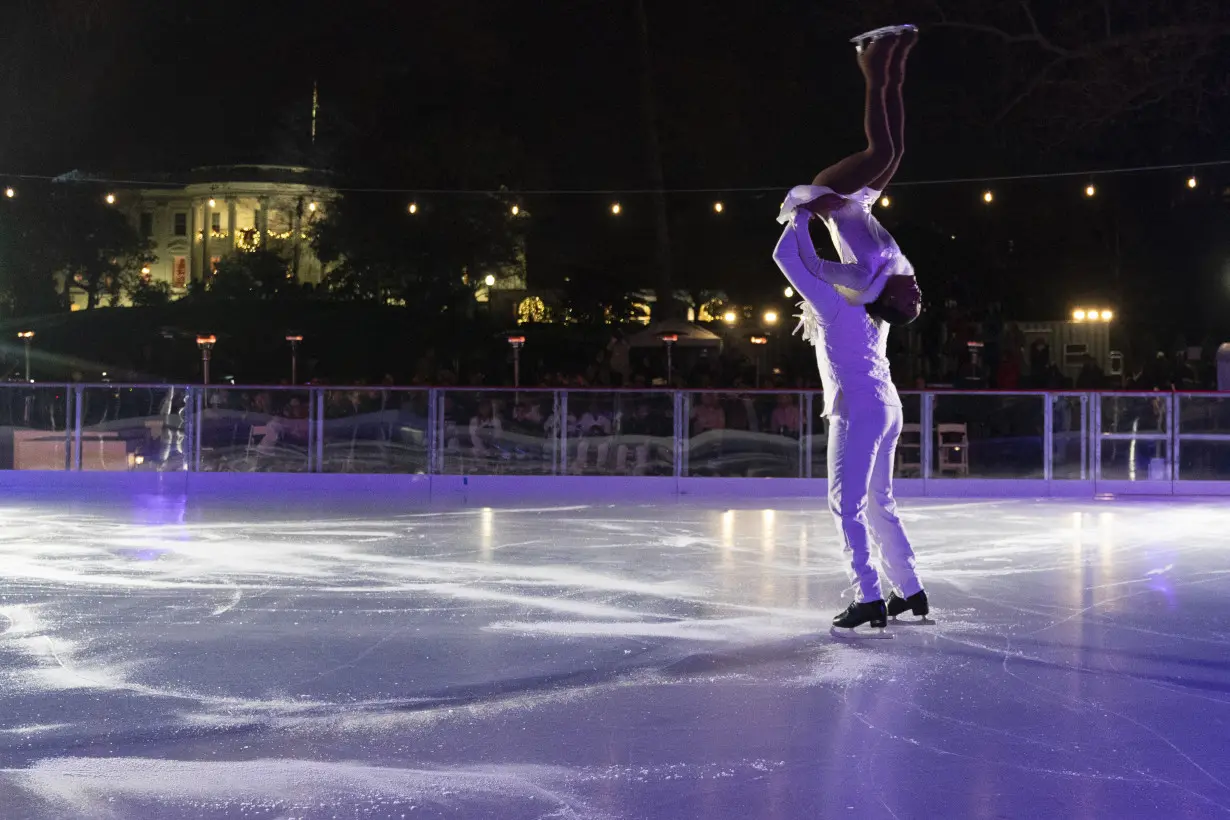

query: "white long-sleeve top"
xmin=772 ymin=212 xmax=900 ymax=419
xmin=778 ymin=185 xmax=914 ymax=306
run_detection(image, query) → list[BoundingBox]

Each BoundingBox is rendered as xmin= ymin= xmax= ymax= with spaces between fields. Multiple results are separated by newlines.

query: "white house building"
xmin=106 ymin=165 xmax=335 ymax=305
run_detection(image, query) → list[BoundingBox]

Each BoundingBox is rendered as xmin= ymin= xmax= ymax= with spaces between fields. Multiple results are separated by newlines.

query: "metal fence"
xmin=2 ymin=384 xmax=1228 ymax=491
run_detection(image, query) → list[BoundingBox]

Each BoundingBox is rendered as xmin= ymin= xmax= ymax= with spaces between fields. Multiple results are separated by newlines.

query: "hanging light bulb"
xmin=1187 ymin=176 xmax=1198 ymax=189
xmin=510 ymin=204 xmax=520 ymax=216
xmin=105 ymin=193 xmax=116 ymax=205
xmin=1084 ymin=184 xmax=1096 ymax=198
xmin=878 ymin=195 xmax=891 ymax=208
xmin=713 ymin=201 xmax=724 ymax=213
xmin=610 ymin=202 xmax=622 ymax=215
xmin=3 ymin=187 xmax=13 ymax=198
xmin=408 ymin=202 xmax=418 ymax=214
xmin=982 ymin=190 xmax=994 ymax=204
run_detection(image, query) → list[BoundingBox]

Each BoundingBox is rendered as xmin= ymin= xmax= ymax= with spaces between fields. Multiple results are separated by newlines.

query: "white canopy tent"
xmin=626 ymin=319 xmax=722 ymax=349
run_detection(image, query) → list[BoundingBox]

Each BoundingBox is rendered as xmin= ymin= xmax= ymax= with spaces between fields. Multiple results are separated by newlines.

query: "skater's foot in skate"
xmin=889 ymin=27 xmax=918 ymax=81
xmin=832 ymin=599 xmax=888 ymax=630
xmin=851 ymin=24 xmax=917 ymax=53
xmin=857 ymin=36 xmax=897 ymax=86
xmin=887 ymin=589 xmax=932 ymax=623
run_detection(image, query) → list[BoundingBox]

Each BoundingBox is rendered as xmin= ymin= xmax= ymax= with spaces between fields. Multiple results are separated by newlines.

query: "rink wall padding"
xmin=0 ymin=471 xmax=1215 ymax=502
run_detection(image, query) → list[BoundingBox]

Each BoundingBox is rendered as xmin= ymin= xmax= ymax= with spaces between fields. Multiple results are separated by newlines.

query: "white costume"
xmin=777 ymin=183 xmax=914 ymax=306
xmin=772 ymin=204 xmax=922 ymax=604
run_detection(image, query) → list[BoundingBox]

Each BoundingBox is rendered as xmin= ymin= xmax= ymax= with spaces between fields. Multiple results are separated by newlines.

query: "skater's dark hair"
xmin=866 ymin=275 xmax=922 ymax=326
xmin=866 ymin=296 xmax=917 ymax=326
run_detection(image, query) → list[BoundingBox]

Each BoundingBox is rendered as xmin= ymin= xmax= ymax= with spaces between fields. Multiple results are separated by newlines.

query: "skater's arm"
xmin=772 ymin=220 xmax=842 ymax=316
xmin=792 ymin=217 xmax=877 ymax=293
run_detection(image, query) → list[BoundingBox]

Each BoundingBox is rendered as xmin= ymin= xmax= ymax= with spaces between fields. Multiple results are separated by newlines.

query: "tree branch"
xmin=1018 ymin=1 xmax=1065 ymax=55
xmin=992 ymin=57 xmax=1068 ymax=124
xmin=933 ymin=21 xmax=1072 ymax=56
xmin=1075 ymin=24 xmax=1230 ymax=57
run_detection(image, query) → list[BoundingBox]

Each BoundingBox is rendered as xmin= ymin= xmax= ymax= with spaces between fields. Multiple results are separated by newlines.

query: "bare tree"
xmin=844 ymin=0 xmax=1230 ymax=147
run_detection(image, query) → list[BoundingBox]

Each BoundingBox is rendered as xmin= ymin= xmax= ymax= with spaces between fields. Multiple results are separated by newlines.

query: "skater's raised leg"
xmin=869 ymin=27 xmax=916 ymax=191
xmin=810 ymin=36 xmax=898 ymax=197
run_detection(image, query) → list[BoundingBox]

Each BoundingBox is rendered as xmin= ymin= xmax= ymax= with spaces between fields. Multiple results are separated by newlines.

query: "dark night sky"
xmin=3 ymin=0 xmax=1230 ymax=335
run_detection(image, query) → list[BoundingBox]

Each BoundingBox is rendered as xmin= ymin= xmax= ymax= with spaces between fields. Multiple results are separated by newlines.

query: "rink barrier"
xmin=0 ymin=385 xmax=1227 ymax=498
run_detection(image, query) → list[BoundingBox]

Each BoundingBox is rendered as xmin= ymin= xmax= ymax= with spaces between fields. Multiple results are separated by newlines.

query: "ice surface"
xmin=2 ymin=493 xmax=1230 ymax=818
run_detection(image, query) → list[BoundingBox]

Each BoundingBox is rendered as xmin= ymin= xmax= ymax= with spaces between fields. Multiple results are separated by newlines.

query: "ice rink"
xmin=2 ymin=492 xmax=1229 ymax=819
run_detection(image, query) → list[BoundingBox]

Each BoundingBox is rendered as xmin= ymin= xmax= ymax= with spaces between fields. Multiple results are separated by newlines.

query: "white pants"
xmin=827 ymin=402 xmax=922 ymax=603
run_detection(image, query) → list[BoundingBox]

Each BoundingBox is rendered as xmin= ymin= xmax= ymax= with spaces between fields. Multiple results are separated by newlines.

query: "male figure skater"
xmin=771 ymin=25 xmax=929 ymax=631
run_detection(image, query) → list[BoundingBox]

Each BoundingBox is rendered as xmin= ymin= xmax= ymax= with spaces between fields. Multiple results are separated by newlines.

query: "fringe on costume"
xmin=792 ymin=300 xmax=822 ymax=348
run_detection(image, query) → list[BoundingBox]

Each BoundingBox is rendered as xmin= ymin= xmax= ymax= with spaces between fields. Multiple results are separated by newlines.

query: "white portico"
xmin=119 ymin=165 xmax=335 ymax=298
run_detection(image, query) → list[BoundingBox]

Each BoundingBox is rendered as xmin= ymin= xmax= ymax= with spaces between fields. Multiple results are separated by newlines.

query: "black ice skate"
xmin=886 ymin=590 xmax=933 ymax=624
xmin=831 ymin=599 xmax=889 ymax=635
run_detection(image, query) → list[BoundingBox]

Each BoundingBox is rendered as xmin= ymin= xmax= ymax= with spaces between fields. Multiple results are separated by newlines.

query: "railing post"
xmin=1169 ymin=392 xmax=1179 ymax=484
xmin=921 ymin=391 xmax=934 ymax=487
xmin=1079 ymin=394 xmax=1089 ymax=481
xmin=195 ymin=387 xmax=205 ymax=472
xmin=314 ymin=388 xmax=325 ymax=473
xmin=1092 ymin=392 xmax=1102 ymax=484
xmin=802 ymin=391 xmax=812 ymax=479
xmin=426 ymin=388 xmax=439 ymax=475
xmin=72 ymin=384 xmax=83 ymax=471
xmin=547 ymin=390 xmax=559 ymax=475
xmin=675 ymin=391 xmax=688 ymax=478
xmin=559 ymin=390 xmax=569 ymax=476
xmin=1043 ymin=392 xmax=1053 ymax=486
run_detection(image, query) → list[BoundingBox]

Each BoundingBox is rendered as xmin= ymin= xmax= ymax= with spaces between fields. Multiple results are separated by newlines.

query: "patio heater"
xmin=17 ymin=330 xmax=34 ymax=382
xmin=507 ymin=335 xmax=526 ymax=388
xmin=196 ymin=335 xmax=216 ymax=385
xmin=750 ymin=335 xmax=768 ymax=387
xmin=659 ymin=333 xmax=678 ymax=384
xmin=286 ymin=335 xmax=304 ymax=385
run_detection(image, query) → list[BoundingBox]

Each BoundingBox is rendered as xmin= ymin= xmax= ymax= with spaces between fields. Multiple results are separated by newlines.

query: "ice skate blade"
xmin=890 ymin=615 xmax=936 ymax=626
xmin=850 ymin=24 xmax=917 ymax=46
xmin=829 ymin=626 xmax=894 ymax=640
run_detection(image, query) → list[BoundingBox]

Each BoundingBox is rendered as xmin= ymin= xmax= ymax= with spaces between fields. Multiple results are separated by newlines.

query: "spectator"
xmin=770 ymin=393 xmax=801 ymax=437
xmin=691 ymin=392 xmax=726 ymax=434
xmin=468 ymin=400 xmax=502 ymax=456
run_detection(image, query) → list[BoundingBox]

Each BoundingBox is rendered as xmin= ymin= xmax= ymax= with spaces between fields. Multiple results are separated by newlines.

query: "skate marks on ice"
xmin=4 ymin=498 xmax=1230 ymax=816
xmin=3 ymin=755 xmax=793 ymax=819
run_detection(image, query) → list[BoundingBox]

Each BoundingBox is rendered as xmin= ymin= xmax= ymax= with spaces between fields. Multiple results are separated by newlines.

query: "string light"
xmin=207 ymin=198 xmax=216 ymax=208
xmin=610 ymin=202 xmax=622 ymax=215
xmin=1187 ymin=176 xmax=1198 ymax=189
xmin=763 ymin=310 xmax=779 ymax=324
xmin=484 ymin=274 xmax=496 ymax=287
xmin=713 ymin=201 xmax=724 ymax=213
xmin=783 ymin=286 xmax=794 ymax=298
xmin=308 ymin=201 xmax=318 ymax=212
xmin=723 ymin=310 xmax=737 ymax=324
xmin=510 ymin=204 xmax=520 ymax=216
xmin=1084 ymin=184 xmax=1096 ymax=198
xmin=1073 ymin=309 xmax=1086 ymax=320
xmin=4 ymin=187 xmax=14 ymax=198
xmin=878 ymin=195 xmax=891 ymax=208
xmin=105 ymin=193 xmax=116 ymax=204
xmin=408 ymin=202 xmax=418 ymax=214
xmin=982 ymin=190 xmax=994 ymax=204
